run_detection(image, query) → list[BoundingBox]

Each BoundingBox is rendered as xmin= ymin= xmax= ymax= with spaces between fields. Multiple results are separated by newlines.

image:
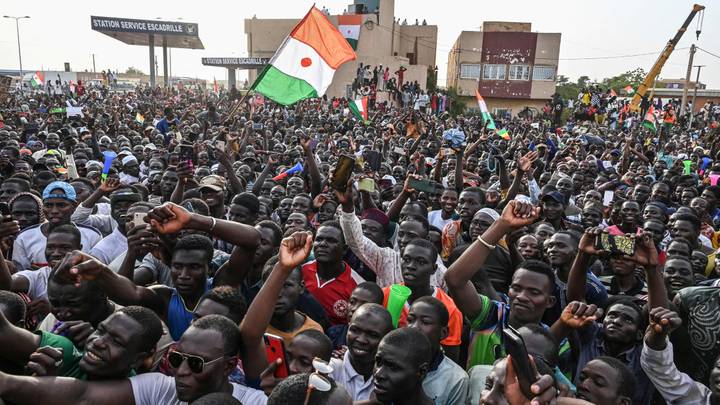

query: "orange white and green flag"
xmin=252 ymin=6 xmax=356 ymax=106
xmin=497 ymin=128 xmax=511 ymax=140
xmin=349 ymin=96 xmax=369 ymax=123
xmin=475 ymin=89 xmax=496 ymax=130
xmin=338 ymin=14 xmax=362 ymax=50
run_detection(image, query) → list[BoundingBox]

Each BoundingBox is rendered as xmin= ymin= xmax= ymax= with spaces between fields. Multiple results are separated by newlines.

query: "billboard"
xmin=91 ymin=16 xmax=199 ymax=36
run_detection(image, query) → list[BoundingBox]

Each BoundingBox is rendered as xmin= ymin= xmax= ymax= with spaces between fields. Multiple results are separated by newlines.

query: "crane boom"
xmin=630 ymin=3 xmax=705 ymax=110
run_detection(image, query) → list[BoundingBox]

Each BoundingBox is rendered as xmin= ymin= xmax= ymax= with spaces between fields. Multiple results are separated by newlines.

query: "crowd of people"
xmin=0 ymin=76 xmax=717 ymax=405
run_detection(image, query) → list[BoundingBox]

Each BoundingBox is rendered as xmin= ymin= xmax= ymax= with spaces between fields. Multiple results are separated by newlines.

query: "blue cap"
xmin=42 ymin=181 xmax=77 ymax=202
xmin=541 ymin=191 xmax=567 ymax=205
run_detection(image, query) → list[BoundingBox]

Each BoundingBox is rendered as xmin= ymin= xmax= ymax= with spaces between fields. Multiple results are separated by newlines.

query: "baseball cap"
xmin=198 ymin=175 xmax=226 ymax=192
xmin=541 ymin=191 xmax=567 ymax=205
xmin=43 ymin=181 xmax=77 ymax=202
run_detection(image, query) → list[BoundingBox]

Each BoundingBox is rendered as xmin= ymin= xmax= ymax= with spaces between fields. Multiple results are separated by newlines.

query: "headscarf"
xmin=478 ymin=207 xmax=500 ymax=221
xmin=9 ymin=192 xmax=46 ymax=225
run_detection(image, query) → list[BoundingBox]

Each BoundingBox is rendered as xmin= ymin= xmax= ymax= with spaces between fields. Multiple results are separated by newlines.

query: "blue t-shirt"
xmin=543 ymin=270 xmax=608 ymax=326
xmin=156 ymin=117 xmax=180 ymax=136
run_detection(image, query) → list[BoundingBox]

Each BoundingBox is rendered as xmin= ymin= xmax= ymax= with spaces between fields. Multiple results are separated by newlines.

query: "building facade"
xmin=244 ymin=0 xmax=437 ymax=99
xmin=447 ymin=22 xmax=561 ymax=116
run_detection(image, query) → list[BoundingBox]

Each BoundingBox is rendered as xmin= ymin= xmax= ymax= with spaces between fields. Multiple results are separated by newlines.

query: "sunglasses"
xmin=167 ymin=349 xmax=229 ymax=374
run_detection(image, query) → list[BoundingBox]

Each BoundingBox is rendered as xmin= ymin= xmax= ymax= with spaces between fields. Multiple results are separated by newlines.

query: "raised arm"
xmin=454 ymin=148 xmax=464 ymax=194
xmin=498 ymin=151 xmax=537 ymax=210
xmin=633 ymin=232 xmax=667 ymax=310
xmin=215 ymin=145 xmax=243 ymax=196
xmin=445 ymin=201 xmax=539 ymax=320
xmin=145 ymin=202 xmax=260 ymax=288
xmin=240 ymin=231 xmax=312 ymax=380
xmin=169 ymin=161 xmax=193 ymax=204
xmin=300 ymin=135 xmax=322 ymax=198
xmin=566 ymin=228 xmax=605 ymax=302
xmin=0 ymin=373 xmax=133 ymax=405
xmin=386 ymin=175 xmax=417 ymax=222
xmin=0 ymin=307 xmax=41 ymax=365
xmin=251 ymin=156 xmax=277 ymax=196
xmin=55 ymin=251 xmax=167 ymax=315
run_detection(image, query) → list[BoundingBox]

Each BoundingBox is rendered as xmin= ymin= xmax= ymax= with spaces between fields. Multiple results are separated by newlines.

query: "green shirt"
xmin=37 ymin=330 xmax=86 ymax=379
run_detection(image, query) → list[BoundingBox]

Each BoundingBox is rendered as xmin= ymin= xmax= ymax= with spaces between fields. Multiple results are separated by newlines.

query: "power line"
xmin=697 ymin=47 xmax=720 ymax=60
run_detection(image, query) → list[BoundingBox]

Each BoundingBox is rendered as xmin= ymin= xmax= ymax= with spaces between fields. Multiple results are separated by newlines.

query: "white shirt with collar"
xmin=330 ymin=350 xmax=374 ymax=401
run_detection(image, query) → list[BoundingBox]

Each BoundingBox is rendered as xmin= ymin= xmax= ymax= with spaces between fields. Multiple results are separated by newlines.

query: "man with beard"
xmin=12 ymin=182 xmax=102 ymax=270
xmin=445 ymin=201 xmax=562 ymax=368
xmin=301 ymin=222 xmax=364 ymax=325
xmin=0 ymin=315 xmax=268 ymax=404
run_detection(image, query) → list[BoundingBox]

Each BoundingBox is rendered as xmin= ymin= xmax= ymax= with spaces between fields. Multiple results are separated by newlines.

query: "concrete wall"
xmin=459 ymin=95 xmax=546 ymax=117
xmin=482 ymin=21 xmax=531 ymax=32
xmin=243 ymin=0 xmax=436 ymax=99
xmin=530 ymin=32 xmax=561 ymax=99
xmin=446 ymin=24 xmax=560 ymax=101
xmin=446 ymin=31 xmax=482 ymax=95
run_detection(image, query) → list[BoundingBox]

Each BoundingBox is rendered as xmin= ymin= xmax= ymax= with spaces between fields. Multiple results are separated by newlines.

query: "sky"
xmin=1 ymin=0 xmax=718 ymax=88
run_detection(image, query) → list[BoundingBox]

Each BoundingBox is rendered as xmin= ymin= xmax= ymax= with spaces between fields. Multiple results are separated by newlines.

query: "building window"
xmin=460 ymin=64 xmax=481 ymax=80
xmin=508 ymin=65 xmax=530 ymax=81
xmin=483 ymin=64 xmax=506 ymax=80
xmin=493 ymin=108 xmax=511 ymax=117
xmin=532 ymin=65 xmax=556 ymax=81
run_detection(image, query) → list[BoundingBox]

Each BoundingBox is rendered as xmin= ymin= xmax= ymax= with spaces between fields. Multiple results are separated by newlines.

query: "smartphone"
xmin=253 ymin=122 xmax=263 ymax=130
xmin=331 ymin=155 xmax=355 ymax=192
xmin=503 ymin=326 xmax=536 ymax=398
xmin=596 ymin=233 xmax=635 ymax=256
xmin=263 ymin=333 xmax=289 ymax=378
xmin=393 ymin=147 xmax=406 ymax=156
xmin=358 ymin=178 xmax=375 ymax=192
xmin=0 ymin=202 xmax=10 ymax=217
xmin=364 ymin=150 xmax=382 ymax=171
xmin=407 ymin=177 xmax=436 ymax=193
xmin=132 ymin=212 xmax=147 ymax=229
xmin=179 ymin=144 xmax=194 ymax=163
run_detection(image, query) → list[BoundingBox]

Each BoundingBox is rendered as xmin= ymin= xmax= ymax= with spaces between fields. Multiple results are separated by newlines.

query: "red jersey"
xmin=301 ymin=260 xmax=364 ymax=326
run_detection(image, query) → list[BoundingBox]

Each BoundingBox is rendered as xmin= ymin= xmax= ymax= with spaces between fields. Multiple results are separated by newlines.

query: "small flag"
xmin=272 ymin=162 xmax=304 ymax=181
xmin=31 ymin=71 xmax=44 ymax=88
xmin=475 ymin=89 xmax=496 ymax=130
xmin=338 ymin=14 xmax=362 ymax=50
xmin=349 ymin=96 xmax=369 ymax=123
xmin=497 ymin=128 xmax=510 ymax=140
xmin=135 ymin=112 xmax=145 ymax=124
xmin=252 ymin=6 xmax=356 ymax=106
xmin=213 ymin=78 xmax=218 ymax=94
xmin=642 ymin=105 xmax=657 ymax=132
xmin=610 ymin=89 xmax=617 ymax=97
xmin=624 ymin=85 xmax=634 ymax=94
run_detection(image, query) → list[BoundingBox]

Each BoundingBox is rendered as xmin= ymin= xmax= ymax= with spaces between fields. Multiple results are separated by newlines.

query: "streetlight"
xmin=3 ymin=15 xmax=31 ymax=86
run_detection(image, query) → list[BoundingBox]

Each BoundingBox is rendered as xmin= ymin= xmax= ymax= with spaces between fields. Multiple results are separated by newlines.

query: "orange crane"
xmin=630 ymin=3 xmax=705 ymax=110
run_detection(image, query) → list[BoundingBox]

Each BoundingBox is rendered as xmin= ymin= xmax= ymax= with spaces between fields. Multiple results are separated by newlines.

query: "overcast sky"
xmin=1 ymin=0 xmax=718 ymax=88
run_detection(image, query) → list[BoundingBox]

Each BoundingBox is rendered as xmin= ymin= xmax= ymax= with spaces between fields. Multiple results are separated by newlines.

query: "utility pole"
xmin=688 ymin=64 xmax=705 ymax=130
xmin=680 ymin=44 xmax=695 ymax=115
xmin=3 ymin=15 xmax=30 ymax=88
xmin=92 ymin=53 xmax=96 ymax=73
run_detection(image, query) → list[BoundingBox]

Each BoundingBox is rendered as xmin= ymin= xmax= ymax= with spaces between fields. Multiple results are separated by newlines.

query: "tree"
xmin=601 ymin=68 xmax=647 ymax=92
xmin=125 ymin=67 xmax=145 ymax=76
xmin=426 ymin=65 xmax=438 ymax=92
xmin=445 ymin=87 xmax=467 ymax=117
xmin=556 ymin=75 xmax=580 ymax=101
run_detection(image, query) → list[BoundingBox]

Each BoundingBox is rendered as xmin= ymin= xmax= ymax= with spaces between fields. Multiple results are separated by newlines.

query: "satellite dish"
xmin=364 ymin=20 xmax=375 ymax=30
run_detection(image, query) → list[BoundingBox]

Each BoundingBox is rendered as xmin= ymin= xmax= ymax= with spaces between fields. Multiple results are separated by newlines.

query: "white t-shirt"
xmin=12 ymin=223 xmax=102 ymax=270
xmin=428 ymin=210 xmax=454 ymax=231
xmin=14 ymin=266 xmax=52 ymax=300
xmin=130 ymin=373 xmax=267 ymax=405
